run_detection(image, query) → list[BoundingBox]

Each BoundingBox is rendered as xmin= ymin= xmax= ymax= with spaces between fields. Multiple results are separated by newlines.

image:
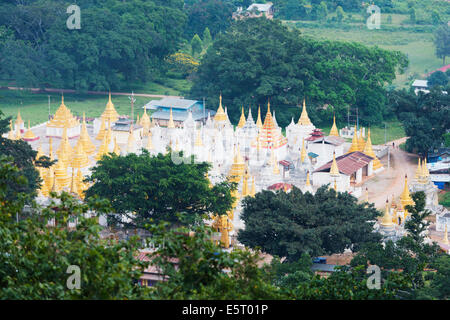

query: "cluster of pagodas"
xmin=7 ymin=111 xmax=39 ymax=142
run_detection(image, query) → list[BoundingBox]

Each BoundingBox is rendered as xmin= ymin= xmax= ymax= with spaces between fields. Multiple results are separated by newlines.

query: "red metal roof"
xmin=313 ymin=151 xmax=373 ymax=175
xmin=426 ymin=64 xmax=450 ymax=76
xmin=268 ymin=182 xmax=292 ymax=191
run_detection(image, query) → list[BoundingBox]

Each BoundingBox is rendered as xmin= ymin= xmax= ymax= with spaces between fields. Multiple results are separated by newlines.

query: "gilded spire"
xmin=16 ymin=110 xmax=23 ymax=126
xmin=228 ymin=145 xmax=245 ymax=183
xmin=57 ymin=126 xmax=73 ymax=168
xmin=15 ymin=122 xmax=22 ymax=140
xmin=381 ymin=199 xmax=394 ymax=227
xmin=347 ymin=125 xmax=359 ymax=154
xmin=35 ymin=142 xmax=44 ymax=161
xmin=333 ymin=179 xmax=338 ymax=192
xmin=213 ymin=94 xmax=227 ymax=122
xmin=76 ymin=169 xmax=86 ymax=200
xmin=400 ymin=174 xmax=415 ymax=208
xmin=167 ymin=108 xmax=175 ymax=129
xmin=414 ymin=158 xmax=422 ymax=180
xmin=140 ymin=107 xmax=151 ymax=136
xmin=329 ymin=114 xmax=339 ymax=136
xmin=54 ymin=159 xmax=70 ymax=189
xmin=362 ymin=128 xmax=383 ymax=170
xmin=69 ymin=169 xmax=78 ymax=196
xmin=329 ymin=152 xmax=340 ymax=176
xmin=101 ymin=92 xmax=119 ymax=124
xmin=71 ymin=138 xmax=89 ymax=170
xmin=23 ymin=120 xmax=37 ymax=141
xmin=96 ymin=117 xmax=106 ymax=141
xmin=306 ymin=171 xmax=311 ymax=187
xmin=126 ymin=126 xmax=136 ymax=153
xmin=357 ymin=127 xmax=366 ymax=151
xmin=45 ymin=166 xmax=55 ymax=192
xmin=51 ymin=175 xmax=60 ymax=194
xmin=242 ymin=168 xmax=249 ymax=197
xmin=237 ymin=106 xmax=246 ymax=128
xmin=80 ymin=112 xmax=96 ymax=155
xmin=96 ymin=134 xmax=109 ymax=161
xmin=256 ymin=105 xmax=263 ymax=129
xmin=298 ymin=99 xmax=312 ymax=126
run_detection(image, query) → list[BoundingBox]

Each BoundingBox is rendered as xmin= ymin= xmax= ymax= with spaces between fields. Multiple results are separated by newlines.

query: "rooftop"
xmin=412 ymin=79 xmax=428 ymax=87
xmin=143 ymin=97 xmax=200 ymax=110
xmin=151 ymin=109 xmax=216 ymax=122
xmin=247 ymin=3 xmax=273 ymax=12
xmin=311 ymin=135 xmax=345 ymax=146
xmin=314 ymin=151 xmax=374 ymax=176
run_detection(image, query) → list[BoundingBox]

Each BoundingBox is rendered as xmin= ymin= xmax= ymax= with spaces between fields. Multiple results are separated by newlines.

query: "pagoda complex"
xmin=46 ymin=96 xmax=80 ymax=138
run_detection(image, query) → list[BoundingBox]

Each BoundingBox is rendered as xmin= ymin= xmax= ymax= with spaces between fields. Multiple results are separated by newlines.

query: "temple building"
xmin=143 ymin=97 xmax=214 ymax=127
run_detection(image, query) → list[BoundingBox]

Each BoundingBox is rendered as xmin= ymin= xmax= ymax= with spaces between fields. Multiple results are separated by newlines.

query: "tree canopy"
xmin=85 ymin=150 xmax=235 ymax=228
xmin=190 ymin=18 xmax=408 ymax=127
xmin=0 ymin=0 xmax=187 ymax=90
xmin=238 ymin=185 xmax=382 ymax=262
xmin=391 ymin=88 xmax=450 ymax=156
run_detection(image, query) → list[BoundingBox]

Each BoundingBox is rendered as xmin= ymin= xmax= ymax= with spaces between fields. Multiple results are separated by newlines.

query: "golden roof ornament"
xmin=358 ymin=127 xmax=366 ymax=151
xmin=414 ymin=158 xmax=422 ymax=180
xmin=140 ymin=108 xmax=151 ymax=136
xmin=15 ymin=123 xmax=22 ymax=140
xmin=69 ymin=169 xmax=78 ymax=196
xmin=194 ymin=129 xmax=204 ymax=147
xmin=96 ymin=117 xmax=107 ymax=141
xmin=400 ymin=174 xmax=415 ymax=208
xmin=298 ymin=99 xmax=312 ymax=126
xmin=51 ymin=175 xmax=60 ymax=195
xmin=329 ymin=114 xmax=339 ymax=136
xmin=15 ymin=110 xmax=23 ymax=126
xmin=54 ymin=159 xmax=70 ymax=188
xmin=381 ymin=199 xmax=394 ymax=227
xmin=45 ymin=166 xmax=55 ymax=192
xmin=101 ymin=92 xmax=119 ymax=124
xmin=362 ymin=128 xmax=383 ymax=170
xmin=71 ymin=138 xmax=89 ymax=169
xmin=57 ymin=126 xmax=73 ymax=168
xmin=228 ymin=145 xmax=245 ymax=183
xmin=47 ymin=95 xmax=79 ymax=129
xmin=213 ymin=94 xmax=227 ymax=122
xmin=79 ymin=113 xmax=96 ymax=155
xmin=329 ymin=152 xmax=340 ymax=177
xmin=273 ymin=154 xmax=280 ymax=175
xmin=96 ymin=134 xmax=109 ymax=161
xmin=237 ymin=106 xmax=246 ymax=128
xmin=256 ymin=105 xmax=263 ymax=129
xmin=306 ymin=171 xmax=311 ymax=187
xmin=347 ymin=125 xmax=359 ymax=154
xmin=167 ymin=107 xmax=176 ymax=129
xmin=23 ymin=120 xmax=37 ymax=141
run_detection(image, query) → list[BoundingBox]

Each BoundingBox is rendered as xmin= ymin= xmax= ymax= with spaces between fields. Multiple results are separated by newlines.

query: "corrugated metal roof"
xmin=314 ymin=151 xmax=373 ymax=175
xmin=311 ymin=136 xmax=345 ymax=146
xmin=151 ymin=109 xmax=216 ymax=121
xmin=143 ymin=98 xmax=200 ymax=110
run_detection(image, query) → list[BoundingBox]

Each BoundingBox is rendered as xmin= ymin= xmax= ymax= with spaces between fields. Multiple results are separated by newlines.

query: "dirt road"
xmin=363 ymin=137 xmax=418 ymax=209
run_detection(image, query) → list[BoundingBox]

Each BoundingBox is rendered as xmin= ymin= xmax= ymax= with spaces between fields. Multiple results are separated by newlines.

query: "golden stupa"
xmin=298 ymin=99 xmax=312 ymax=126
xmin=47 ymin=96 xmax=79 ymax=129
xmin=101 ymin=93 xmax=119 ymax=124
xmin=362 ymin=128 xmax=383 ymax=171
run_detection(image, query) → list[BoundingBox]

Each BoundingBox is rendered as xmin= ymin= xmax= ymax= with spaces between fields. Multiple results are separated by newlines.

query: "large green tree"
xmin=391 ymin=88 xmax=450 ymax=156
xmin=190 ymin=18 xmax=408 ymax=126
xmin=238 ymin=185 xmax=382 ymax=262
xmin=434 ymin=24 xmax=450 ymax=65
xmin=85 ymin=150 xmax=235 ymax=228
xmin=0 ymin=0 xmax=186 ymax=90
xmin=0 ymin=156 xmax=150 ymax=299
xmin=0 ymin=111 xmax=52 ymax=202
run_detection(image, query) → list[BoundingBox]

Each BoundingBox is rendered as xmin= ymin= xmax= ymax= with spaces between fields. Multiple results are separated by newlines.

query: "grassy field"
xmin=285 ymin=13 xmax=444 ymax=88
xmin=438 ymin=191 xmax=450 ymax=209
xmin=319 ymin=120 xmax=406 ymax=145
xmin=0 ymin=90 xmax=154 ymax=126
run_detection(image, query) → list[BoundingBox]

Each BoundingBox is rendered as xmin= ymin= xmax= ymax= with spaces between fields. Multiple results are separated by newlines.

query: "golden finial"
xmin=306 ymin=171 xmax=311 ymax=187
xmin=330 ymin=152 xmax=340 ymax=176
xmin=362 ymin=128 xmax=383 ymax=170
xmin=298 ymin=98 xmax=312 ymax=126
xmin=381 ymin=199 xmax=394 ymax=227
xmin=113 ymin=137 xmax=121 ymax=155
xmin=347 ymin=124 xmax=359 ymax=154
xmin=167 ymin=107 xmax=175 ymax=129
xmin=415 ymin=158 xmax=422 ymax=180
xmin=250 ymin=176 xmax=256 ymax=197
xmin=329 ymin=114 xmax=339 ymax=136
xmin=400 ymin=174 xmax=414 ymax=208
xmin=256 ymin=105 xmax=263 ymax=129
xmin=237 ymin=106 xmax=246 ymax=128
xmin=96 ymin=117 xmax=106 ymax=141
